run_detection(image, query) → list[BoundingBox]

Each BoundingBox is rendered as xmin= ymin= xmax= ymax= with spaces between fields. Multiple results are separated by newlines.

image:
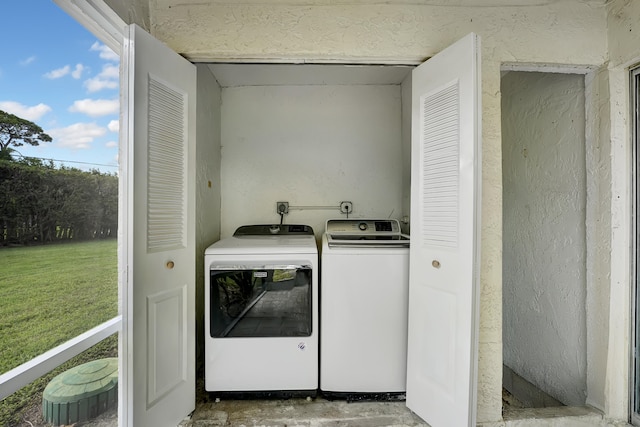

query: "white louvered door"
xmin=121 ymin=24 xmax=196 ymax=427
xmin=406 ymin=33 xmax=481 ymax=427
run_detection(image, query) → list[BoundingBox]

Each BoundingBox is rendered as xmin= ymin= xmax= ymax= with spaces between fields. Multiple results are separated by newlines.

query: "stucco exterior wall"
xmin=604 ymin=0 xmax=640 ymax=420
xmin=141 ymin=2 xmax=609 ymax=423
xmin=584 ymin=65 xmax=612 ymax=414
xmin=608 ymin=0 xmax=640 ymax=69
xmin=148 ymin=2 xmax=606 ymax=66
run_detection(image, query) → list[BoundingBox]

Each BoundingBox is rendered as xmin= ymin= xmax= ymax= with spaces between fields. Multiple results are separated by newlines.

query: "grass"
xmin=0 ymin=240 xmax=118 ymax=426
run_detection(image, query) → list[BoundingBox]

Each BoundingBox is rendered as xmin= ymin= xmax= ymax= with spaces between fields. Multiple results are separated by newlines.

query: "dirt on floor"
xmin=15 ymin=401 xmax=117 ymax=427
xmin=502 ymin=388 xmax=525 ymax=412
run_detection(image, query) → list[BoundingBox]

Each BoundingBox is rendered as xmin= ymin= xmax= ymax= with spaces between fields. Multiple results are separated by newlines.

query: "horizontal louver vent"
xmin=421 ymin=81 xmax=459 ymax=249
xmin=147 ymin=77 xmax=186 ymax=252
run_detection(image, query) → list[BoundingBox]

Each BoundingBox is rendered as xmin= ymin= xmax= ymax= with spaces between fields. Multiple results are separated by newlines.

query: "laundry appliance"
xmin=320 ymin=219 xmax=410 ymax=398
xmin=204 ymin=224 xmax=318 ymax=395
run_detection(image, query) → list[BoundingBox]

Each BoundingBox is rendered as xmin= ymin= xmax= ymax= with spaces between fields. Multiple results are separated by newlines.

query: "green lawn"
xmin=0 ymin=240 xmax=118 ymax=426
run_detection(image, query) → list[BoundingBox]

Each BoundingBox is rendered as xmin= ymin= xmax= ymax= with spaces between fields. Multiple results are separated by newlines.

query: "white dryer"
xmin=204 ymin=224 xmax=318 ymax=395
xmin=320 ymin=219 xmax=410 ymax=397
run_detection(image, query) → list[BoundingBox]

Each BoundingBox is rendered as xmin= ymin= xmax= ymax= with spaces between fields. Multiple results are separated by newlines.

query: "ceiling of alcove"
xmin=208 ymin=64 xmax=414 ymax=87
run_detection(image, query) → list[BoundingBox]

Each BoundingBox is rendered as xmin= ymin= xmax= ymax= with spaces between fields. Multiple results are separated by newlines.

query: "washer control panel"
xmin=326 ymin=219 xmax=400 ymax=235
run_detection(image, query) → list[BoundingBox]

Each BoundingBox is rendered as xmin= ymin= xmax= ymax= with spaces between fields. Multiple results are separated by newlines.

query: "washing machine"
xmin=204 ymin=224 xmax=318 ymax=394
xmin=320 ymin=219 xmax=410 ymax=397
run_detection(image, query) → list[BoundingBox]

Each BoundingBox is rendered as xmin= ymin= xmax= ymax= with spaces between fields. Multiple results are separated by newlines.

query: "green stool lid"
xmin=43 ymin=358 xmax=118 ymax=425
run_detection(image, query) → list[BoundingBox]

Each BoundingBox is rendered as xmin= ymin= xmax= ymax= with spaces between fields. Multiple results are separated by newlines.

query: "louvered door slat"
xmin=421 ymin=81 xmax=460 ymax=249
xmin=147 ymin=77 xmax=186 ymax=252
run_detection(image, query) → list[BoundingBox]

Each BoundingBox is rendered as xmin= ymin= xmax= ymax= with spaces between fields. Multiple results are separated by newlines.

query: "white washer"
xmin=204 ymin=224 xmax=318 ymax=394
xmin=320 ymin=219 xmax=410 ymax=396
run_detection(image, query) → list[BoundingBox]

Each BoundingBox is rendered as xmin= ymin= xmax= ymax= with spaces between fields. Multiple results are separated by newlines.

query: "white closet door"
xmin=120 ymin=24 xmax=196 ymax=427
xmin=406 ymin=33 xmax=481 ymax=427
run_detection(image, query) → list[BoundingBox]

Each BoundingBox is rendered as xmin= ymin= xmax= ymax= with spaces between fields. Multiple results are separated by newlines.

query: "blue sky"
xmin=0 ymin=1 xmax=119 ymax=173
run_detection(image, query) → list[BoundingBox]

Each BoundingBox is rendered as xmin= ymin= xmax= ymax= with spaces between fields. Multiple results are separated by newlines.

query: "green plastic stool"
xmin=42 ymin=358 xmax=118 ymax=426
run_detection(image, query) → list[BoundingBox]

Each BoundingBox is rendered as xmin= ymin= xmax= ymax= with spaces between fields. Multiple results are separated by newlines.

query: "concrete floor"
xmin=173 ymin=375 xmax=634 ymax=427
xmin=80 ymin=399 xmax=622 ymax=427
xmin=179 ymin=397 xmax=428 ymax=427
xmin=176 ymin=382 xmax=631 ymax=427
xmin=179 ymin=399 xmax=633 ymax=427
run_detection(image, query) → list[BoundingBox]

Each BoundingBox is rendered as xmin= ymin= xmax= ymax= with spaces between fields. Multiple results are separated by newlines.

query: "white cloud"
xmin=47 ymin=122 xmax=107 ymax=149
xmin=84 ymin=64 xmax=119 ymax=93
xmin=85 ymin=77 xmax=117 ymax=93
xmin=0 ymin=101 xmax=52 ymax=121
xmin=68 ymin=98 xmax=119 ymax=117
xmin=107 ymin=119 xmax=119 ymax=133
xmin=90 ymin=41 xmax=119 ymax=62
xmin=105 ymin=141 xmax=118 ymax=148
xmin=20 ymin=56 xmax=36 ymax=66
xmin=71 ymin=64 xmax=85 ymax=79
xmin=44 ymin=65 xmax=71 ymax=79
xmin=100 ymin=64 xmax=119 ymax=79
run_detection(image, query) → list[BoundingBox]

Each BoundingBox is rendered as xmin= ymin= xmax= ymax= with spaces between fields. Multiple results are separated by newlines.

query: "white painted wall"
xmin=502 ymin=71 xmax=587 ymax=406
xmin=195 ymin=64 xmax=222 ymax=366
xmin=219 ymin=84 xmax=403 ymax=238
xmin=401 ymin=76 xmax=412 ymax=235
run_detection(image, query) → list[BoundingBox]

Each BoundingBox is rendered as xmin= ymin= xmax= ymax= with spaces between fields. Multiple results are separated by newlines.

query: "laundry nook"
xmin=11 ymin=0 xmax=638 ymax=426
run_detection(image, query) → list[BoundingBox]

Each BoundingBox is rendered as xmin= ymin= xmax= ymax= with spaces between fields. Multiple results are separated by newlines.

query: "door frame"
xmin=500 ymin=62 xmax=614 ymax=412
xmin=631 ymin=64 xmax=640 ymax=426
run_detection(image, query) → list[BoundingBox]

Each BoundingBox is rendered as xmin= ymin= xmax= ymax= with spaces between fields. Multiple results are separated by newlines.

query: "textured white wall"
xmin=195 ymin=64 xmax=222 ymax=366
xmin=149 ymin=2 xmax=607 ymax=66
xmin=608 ymin=0 xmax=640 ymax=69
xmin=603 ymin=0 xmax=640 ymax=419
xmin=502 ymin=71 xmax=587 ymax=406
xmin=583 ymin=67 xmax=611 ymax=413
xmin=219 ymin=84 xmax=403 ymax=238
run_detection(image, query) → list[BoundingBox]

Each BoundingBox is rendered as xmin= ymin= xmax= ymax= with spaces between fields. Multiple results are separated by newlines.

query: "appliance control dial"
xmin=358 ymin=222 xmax=368 ymax=231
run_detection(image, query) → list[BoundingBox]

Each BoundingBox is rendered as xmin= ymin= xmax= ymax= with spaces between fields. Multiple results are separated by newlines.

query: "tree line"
xmin=0 ymin=109 xmax=118 ymax=246
xmin=0 ymin=157 xmax=118 ymax=246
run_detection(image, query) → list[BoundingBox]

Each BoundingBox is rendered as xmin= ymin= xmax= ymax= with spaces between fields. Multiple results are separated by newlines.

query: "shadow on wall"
xmin=503 ymin=365 xmax=564 ymax=409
